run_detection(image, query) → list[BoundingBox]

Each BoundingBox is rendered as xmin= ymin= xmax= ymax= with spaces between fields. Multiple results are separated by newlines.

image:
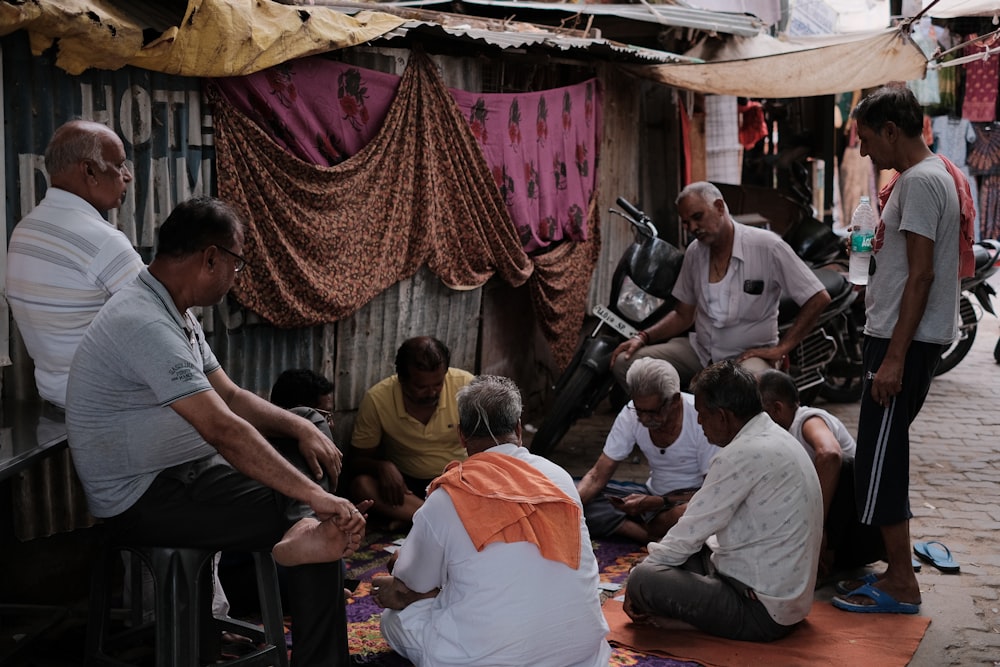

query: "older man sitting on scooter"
xmin=611 ymin=181 xmax=830 ymax=389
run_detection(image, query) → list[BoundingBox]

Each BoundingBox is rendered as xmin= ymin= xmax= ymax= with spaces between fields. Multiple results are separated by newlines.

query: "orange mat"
xmin=604 ymin=599 xmax=930 ymax=667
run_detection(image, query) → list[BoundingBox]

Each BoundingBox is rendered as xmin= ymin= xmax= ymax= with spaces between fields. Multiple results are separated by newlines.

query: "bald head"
xmin=46 ymin=121 xmax=119 ymax=177
xmin=45 ymin=120 xmax=131 ymax=213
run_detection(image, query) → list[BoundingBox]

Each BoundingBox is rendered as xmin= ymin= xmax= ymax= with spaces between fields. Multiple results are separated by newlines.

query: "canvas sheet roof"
xmin=0 ymin=0 xmax=406 ymax=76
xmin=631 ymin=27 xmax=928 ymax=97
xmin=922 ymin=0 xmax=1000 ymax=18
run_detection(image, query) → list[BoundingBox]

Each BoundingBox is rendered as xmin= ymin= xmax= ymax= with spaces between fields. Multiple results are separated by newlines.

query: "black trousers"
xmin=854 ymin=336 xmax=942 ymax=526
xmin=107 ymin=454 xmax=348 ymax=667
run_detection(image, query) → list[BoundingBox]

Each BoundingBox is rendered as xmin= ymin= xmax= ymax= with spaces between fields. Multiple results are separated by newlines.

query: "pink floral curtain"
xmin=214 ymin=56 xmax=602 ymax=254
xmin=211 ymin=52 xmax=601 ymax=369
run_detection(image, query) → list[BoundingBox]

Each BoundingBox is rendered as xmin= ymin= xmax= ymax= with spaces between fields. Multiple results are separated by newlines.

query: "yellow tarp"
xmin=0 ymin=0 xmax=406 ymax=76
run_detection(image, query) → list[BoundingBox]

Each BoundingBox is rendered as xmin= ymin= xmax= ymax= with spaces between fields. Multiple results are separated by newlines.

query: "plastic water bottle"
xmin=849 ymin=196 xmax=876 ymax=285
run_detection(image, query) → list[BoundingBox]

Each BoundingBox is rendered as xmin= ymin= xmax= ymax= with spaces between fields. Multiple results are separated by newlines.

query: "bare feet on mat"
xmin=272 ymin=516 xmax=361 ymax=566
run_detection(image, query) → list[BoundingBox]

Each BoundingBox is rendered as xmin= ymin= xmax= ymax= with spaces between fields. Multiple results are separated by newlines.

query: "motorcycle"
xmin=938 ymin=238 xmax=1000 ymax=375
xmin=778 ymin=213 xmax=865 ymax=404
xmin=529 ymin=197 xmax=861 ymax=458
xmin=529 ymin=198 xmax=684 ymax=459
xmin=781 ymin=216 xmax=1000 ymax=384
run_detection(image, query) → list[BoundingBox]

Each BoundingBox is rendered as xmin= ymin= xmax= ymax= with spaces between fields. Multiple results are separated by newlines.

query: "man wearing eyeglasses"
xmin=3 ymin=121 xmax=251 ymax=635
xmin=66 ymin=196 xmax=365 ymax=665
xmin=575 ymin=358 xmax=717 ymax=543
xmin=6 ymin=119 xmax=143 ymax=409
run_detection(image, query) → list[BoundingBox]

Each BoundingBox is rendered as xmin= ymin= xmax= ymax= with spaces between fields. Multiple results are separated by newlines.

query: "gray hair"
xmin=689 ymin=360 xmax=762 ymax=420
xmin=676 ymin=181 xmax=729 ymax=215
xmin=626 ymin=358 xmax=680 ymax=401
xmin=457 ymin=375 xmax=522 ymax=440
xmin=45 ymin=120 xmax=117 ymax=176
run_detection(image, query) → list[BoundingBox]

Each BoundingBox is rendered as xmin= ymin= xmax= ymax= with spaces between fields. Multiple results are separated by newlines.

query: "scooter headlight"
xmin=616 ymin=275 xmax=665 ymax=323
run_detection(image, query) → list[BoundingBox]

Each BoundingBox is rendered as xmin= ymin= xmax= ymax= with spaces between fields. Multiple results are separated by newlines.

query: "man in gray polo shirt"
xmin=66 ymin=196 xmax=366 ymax=666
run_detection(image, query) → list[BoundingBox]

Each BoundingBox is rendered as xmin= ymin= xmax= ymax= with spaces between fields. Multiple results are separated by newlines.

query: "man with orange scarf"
xmin=370 ymin=375 xmax=611 ymax=666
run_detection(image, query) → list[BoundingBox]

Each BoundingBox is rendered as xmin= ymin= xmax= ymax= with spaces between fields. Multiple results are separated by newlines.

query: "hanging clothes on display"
xmin=907 ymin=18 xmax=941 ymax=106
xmin=968 ymin=122 xmax=1000 ymax=240
xmin=933 ymin=114 xmax=980 ymax=239
xmin=962 ymin=35 xmax=999 ymax=123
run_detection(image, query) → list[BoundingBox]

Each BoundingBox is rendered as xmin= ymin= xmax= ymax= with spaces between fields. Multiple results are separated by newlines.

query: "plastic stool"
xmin=86 ymin=541 xmax=289 ymax=667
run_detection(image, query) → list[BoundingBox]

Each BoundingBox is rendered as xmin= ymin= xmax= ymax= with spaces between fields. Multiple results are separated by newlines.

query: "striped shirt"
xmin=6 ymin=188 xmax=143 ymax=406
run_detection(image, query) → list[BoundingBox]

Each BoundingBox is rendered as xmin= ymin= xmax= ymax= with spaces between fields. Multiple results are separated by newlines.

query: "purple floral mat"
xmin=337 ymin=530 xmax=699 ymax=666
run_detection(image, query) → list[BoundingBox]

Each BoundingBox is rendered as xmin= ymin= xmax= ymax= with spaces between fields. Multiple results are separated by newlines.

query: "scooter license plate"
xmin=593 ymin=304 xmax=638 ymax=339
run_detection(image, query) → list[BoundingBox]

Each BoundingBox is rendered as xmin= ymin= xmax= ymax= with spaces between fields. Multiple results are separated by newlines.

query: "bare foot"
xmin=272 ymin=517 xmax=360 ymax=566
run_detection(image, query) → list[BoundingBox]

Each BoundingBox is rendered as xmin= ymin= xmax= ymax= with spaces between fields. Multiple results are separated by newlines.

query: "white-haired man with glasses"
xmin=575 ymin=358 xmax=717 ymax=543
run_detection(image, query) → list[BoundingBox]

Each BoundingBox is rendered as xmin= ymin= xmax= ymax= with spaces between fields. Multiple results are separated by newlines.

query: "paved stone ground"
xmin=528 ymin=298 xmax=1000 ymax=666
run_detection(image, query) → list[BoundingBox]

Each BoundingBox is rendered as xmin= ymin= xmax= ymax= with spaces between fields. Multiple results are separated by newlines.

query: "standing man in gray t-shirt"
xmin=832 ymin=85 xmax=961 ymax=616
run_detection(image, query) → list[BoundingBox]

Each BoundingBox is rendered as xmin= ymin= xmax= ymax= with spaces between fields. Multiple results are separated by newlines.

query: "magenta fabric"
xmin=213 ymin=58 xmax=401 ymax=166
xmin=962 ymin=38 xmax=999 ymax=123
xmin=451 ymin=83 xmax=601 ymax=253
xmin=214 ymin=58 xmax=601 ymax=253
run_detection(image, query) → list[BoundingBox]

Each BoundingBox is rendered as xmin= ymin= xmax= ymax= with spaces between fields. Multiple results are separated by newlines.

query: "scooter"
xmin=529 ymin=198 xmax=683 ymax=458
xmin=938 ymin=239 xmax=1000 ymax=375
xmin=530 ymin=197 xmax=861 ymax=458
xmin=778 ymin=213 xmax=865 ymax=404
xmin=784 ymin=221 xmax=1000 ymax=384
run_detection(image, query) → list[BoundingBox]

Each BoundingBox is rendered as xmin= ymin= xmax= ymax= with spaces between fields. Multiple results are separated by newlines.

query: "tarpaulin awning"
xmin=630 ymin=27 xmax=929 ymax=97
xmin=0 ymin=0 xmax=406 ymax=76
xmin=921 ymin=0 xmax=1000 ymax=18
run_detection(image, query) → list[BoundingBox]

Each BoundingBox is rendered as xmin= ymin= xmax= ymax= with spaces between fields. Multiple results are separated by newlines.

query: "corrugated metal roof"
xmin=378 ymin=19 xmax=698 ymax=63
xmin=377 ymin=0 xmax=767 ymax=36
xmin=278 ymin=0 xmax=699 ymax=63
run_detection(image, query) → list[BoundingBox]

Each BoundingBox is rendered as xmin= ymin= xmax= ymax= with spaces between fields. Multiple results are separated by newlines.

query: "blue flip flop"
xmin=913 ymin=541 xmax=960 ymax=573
xmin=834 ymin=572 xmax=879 ymax=596
xmin=831 ymin=583 xmax=920 ymax=614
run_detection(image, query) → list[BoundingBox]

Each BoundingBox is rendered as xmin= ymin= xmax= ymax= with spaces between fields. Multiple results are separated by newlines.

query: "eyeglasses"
xmin=87 ymin=158 xmax=133 ymax=178
xmin=215 ymin=245 xmax=249 ymax=273
xmin=628 ymin=396 xmax=669 ymax=419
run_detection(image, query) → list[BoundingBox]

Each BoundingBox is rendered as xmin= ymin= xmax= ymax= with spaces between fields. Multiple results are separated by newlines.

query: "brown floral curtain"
xmin=212 ymin=51 xmax=599 ymax=370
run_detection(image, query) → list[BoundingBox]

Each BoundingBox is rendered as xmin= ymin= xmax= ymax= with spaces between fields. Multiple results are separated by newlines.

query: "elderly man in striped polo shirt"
xmin=6 ymin=119 xmax=143 ymax=409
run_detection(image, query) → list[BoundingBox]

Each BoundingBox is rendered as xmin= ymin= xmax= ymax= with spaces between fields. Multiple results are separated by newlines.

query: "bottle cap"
xmin=860 ymin=195 xmax=870 ymax=204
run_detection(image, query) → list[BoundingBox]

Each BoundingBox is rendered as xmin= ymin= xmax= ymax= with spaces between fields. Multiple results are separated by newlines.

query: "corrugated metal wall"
xmin=0 ymin=36 xmax=491 ymax=448
xmin=1 ymin=31 xmax=665 ymax=537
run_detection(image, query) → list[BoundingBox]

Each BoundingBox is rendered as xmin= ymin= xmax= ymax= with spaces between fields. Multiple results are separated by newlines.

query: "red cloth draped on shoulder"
xmin=428 ymin=452 xmax=582 ymax=569
xmin=876 ymin=154 xmax=975 ymax=279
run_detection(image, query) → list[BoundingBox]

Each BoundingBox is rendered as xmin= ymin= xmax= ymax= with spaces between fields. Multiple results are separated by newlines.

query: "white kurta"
xmin=381 ymin=443 xmax=612 ymax=667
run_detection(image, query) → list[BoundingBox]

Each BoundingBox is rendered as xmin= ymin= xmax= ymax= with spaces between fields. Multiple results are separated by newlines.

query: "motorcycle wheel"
xmin=530 ymin=363 xmax=604 ymax=459
xmin=935 ymin=294 xmax=978 ymax=376
xmin=819 ymin=302 xmax=866 ymax=404
xmin=818 ymin=374 xmax=863 ymax=403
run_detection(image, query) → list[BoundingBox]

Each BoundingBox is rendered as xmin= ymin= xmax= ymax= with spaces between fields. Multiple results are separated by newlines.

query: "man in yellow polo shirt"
xmin=349 ymin=337 xmax=473 ymax=526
